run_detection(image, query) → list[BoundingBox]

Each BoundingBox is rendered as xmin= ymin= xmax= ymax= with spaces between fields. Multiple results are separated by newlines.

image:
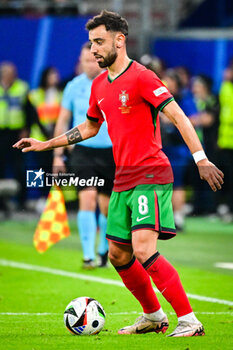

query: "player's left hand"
xmin=197 ymin=159 xmax=224 ymax=192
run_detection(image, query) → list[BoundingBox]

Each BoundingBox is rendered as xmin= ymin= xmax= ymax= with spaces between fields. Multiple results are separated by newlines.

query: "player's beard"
xmin=96 ymin=46 xmax=117 ymax=68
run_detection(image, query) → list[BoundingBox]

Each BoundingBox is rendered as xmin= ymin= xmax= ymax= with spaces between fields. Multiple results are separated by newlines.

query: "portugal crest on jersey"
xmin=119 ymin=90 xmax=131 ymax=114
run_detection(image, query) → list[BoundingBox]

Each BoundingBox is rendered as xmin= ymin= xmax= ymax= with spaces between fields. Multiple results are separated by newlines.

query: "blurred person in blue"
xmin=53 ymin=42 xmax=115 ymax=268
xmin=0 ymin=61 xmax=29 ymax=209
xmin=176 ymin=66 xmax=192 ymax=99
xmin=161 ymin=69 xmax=197 ymax=230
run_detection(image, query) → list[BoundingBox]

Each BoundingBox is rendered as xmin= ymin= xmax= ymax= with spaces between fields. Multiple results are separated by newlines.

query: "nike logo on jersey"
xmin=136 ymin=216 xmax=150 ymax=222
xmin=98 ymin=98 xmax=104 ymax=104
xmin=153 ymin=86 xmax=168 ymax=97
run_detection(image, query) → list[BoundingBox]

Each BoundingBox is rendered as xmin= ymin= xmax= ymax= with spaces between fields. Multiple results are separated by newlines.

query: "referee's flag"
xmin=33 ymin=186 xmax=70 ymax=253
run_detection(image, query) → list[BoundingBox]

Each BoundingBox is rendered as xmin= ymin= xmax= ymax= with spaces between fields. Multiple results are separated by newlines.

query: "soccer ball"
xmin=64 ymin=297 xmax=106 ymax=335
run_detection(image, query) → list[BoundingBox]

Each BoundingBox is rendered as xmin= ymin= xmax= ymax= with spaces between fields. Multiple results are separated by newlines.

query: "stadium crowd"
xmin=0 ymin=55 xmax=233 ymax=225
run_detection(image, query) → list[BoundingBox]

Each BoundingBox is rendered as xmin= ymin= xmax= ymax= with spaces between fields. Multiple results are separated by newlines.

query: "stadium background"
xmin=0 ymin=1 xmax=233 ymax=350
xmin=0 ymin=1 xmax=233 ymax=89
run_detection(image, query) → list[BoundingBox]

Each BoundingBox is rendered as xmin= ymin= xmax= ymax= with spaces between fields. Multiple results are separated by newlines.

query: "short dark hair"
xmin=86 ymin=10 xmax=128 ymax=37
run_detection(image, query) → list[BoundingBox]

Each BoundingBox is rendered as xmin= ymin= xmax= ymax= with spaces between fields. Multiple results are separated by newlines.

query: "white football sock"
xmin=144 ymin=308 xmax=166 ymax=321
xmin=178 ymin=312 xmax=200 ymax=324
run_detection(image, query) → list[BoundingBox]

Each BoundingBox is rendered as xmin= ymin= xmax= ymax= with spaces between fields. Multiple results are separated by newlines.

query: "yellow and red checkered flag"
xmin=33 ymin=185 xmax=70 ymax=253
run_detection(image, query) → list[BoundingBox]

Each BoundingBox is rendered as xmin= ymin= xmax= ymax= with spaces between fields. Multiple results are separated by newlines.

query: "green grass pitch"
xmin=0 ymin=216 xmax=233 ymax=350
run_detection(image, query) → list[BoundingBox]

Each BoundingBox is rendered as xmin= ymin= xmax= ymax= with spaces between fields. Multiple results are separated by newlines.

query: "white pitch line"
xmin=215 ymin=262 xmax=233 ymax=270
xmin=0 ymin=312 xmax=59 ymax=316
xmin=186 ymin=293 xmax=233 ymax=306
xmin=0 ymin=311 xmax=233 ymax=316
xmin=0 ymin=259 xmax=123 ymax=287
xmin=0 ymin=259 xmax=233 ymax=306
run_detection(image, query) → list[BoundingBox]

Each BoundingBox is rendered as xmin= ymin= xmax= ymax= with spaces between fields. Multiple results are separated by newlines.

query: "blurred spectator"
xmin=187 ymin=75 xmax=220 ymax=215
xmin=161 ymin=69 xmax=197 ymax=230
xmin=176 ymin=66 xmax=192 ymax=99
xmin=223 ymin=58 xmax=233 ymax=82
xmin=28 ymin=67 xmax=62 ymax=141
xmin=140 ymin=54 xmax=166 ymax=80
xmin=191 ymin=75 xmax=219 ymax=161
xmin=223 ymin=67 xmax=233 ymax=82
xmin=217 ymin=65 xmax=233 ymax=221
xmin=0 ymin=61 xmax=29 ymax=208
xmin=27 ymin=67 xmax=62 ymax=205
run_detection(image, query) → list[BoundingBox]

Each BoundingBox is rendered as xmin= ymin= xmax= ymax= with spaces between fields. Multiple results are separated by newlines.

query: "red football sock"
xmin=143 ymin=252 xmax=192 ymax=317
xmin=115 ymin=256 xmax=161 ymax=314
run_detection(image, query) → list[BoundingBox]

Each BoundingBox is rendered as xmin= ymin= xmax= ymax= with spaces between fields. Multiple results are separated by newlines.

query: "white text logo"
xmin=153 ymin=87 xmax=168 ymax=97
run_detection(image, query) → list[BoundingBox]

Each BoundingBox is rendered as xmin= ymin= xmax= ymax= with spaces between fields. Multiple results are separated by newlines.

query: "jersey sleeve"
xmin=138 ymin=69 xmax=174 ymax=110
xmin=87 ymin=83 xmax=104 ymax=124
xmin=61 ymin=82 xmax=73 ymax=111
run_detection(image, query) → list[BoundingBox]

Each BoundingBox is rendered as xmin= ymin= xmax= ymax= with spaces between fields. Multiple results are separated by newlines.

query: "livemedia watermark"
xmin=26 ymin=168 xmax=105 ymax=188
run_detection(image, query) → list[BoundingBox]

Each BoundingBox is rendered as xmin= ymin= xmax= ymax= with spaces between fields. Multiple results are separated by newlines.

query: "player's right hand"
xmin=52 ymin=155 xmax=67 ymax=174
xmin=12 ymin=138 xmax=48 ymax=153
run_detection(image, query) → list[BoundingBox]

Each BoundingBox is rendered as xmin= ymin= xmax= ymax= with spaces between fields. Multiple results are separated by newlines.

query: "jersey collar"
xmin=107 ymin=60 xmax=133 ymax=83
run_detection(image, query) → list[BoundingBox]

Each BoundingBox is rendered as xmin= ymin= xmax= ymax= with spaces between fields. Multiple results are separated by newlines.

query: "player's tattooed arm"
xmin=13 ymin=120 xmax=99 ymax=152
xmin=65 ymin=126 xmax=83 ymax=144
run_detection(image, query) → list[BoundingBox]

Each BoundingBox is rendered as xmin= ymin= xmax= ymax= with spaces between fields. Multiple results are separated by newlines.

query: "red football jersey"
xmin=87 ymin=60 xmax=174 ymax=191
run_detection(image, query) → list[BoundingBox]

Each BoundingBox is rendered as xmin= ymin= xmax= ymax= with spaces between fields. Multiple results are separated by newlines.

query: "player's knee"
xmin=108 ymin=251 xmax=122 ymax=265
xmin=133 ymin=248 xmax=148 ymax=264
xmin=108 ymin=250 xmax=130 ymax=267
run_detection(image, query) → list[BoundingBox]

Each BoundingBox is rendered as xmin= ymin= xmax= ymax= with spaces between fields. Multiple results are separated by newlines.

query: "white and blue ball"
xmin=64 ymin=297 xmax=105 ymax=335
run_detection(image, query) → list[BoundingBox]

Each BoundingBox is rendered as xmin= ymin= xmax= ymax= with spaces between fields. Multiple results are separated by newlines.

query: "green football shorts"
xmin=106 ymin=183 xmax=176 ymax=244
